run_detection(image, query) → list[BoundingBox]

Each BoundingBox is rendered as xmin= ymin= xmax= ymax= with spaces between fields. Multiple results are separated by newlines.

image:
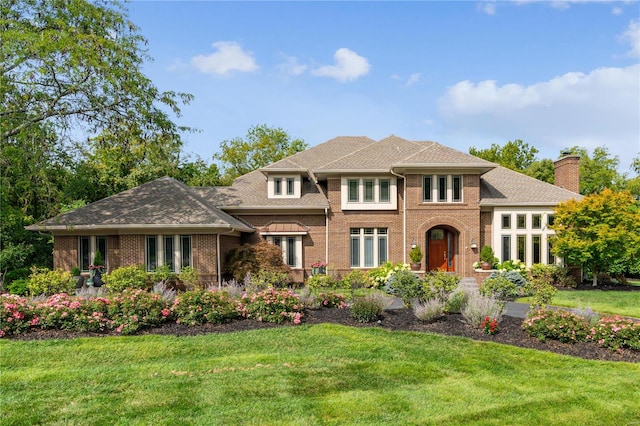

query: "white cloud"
xmin=277 ymin=54 xmax=308 ymax=76
xmin=438 ymin=65 xmax=640 ymax=169
xmin=406 ymin=73 xmax=421 ymax=87
xmin=477 ymin=1 xmax=497 ymax=15
xmin=312 ymin=48 xmax=371 ymax=82
xmin=619 ymin=19 xmax=640 ymax=57
xmin=191 ymin=41 xmax=258 ymax=76
xmin=612 ymin=6 xmax=623 ymax=15
xmin=166 ymin=58 xmax=188 ymax=72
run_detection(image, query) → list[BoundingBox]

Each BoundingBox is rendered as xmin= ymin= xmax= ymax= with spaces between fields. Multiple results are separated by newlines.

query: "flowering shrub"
xmin=350 ymin=295 xmax=384 ymax=323
xmin=522 ymin=309 xmax=590 ymax=343
xmin=171 ymin=289 xmax=239 ymax=326
xmin=480 ymin=316 xmax=499 ymax=335
xmin=35 ymin=293 xmax=112 ymax=332
xmin=26 ymin=267 xmax=74 ymax=296
xmin=315 ymin=292 xmax=347 ymax=309
xmin=0 ymin=294 xmax=34 ymax=336
xmin=587 ymin=316 xmax=640 ymax=351
xmin=108 ymin=289 xmax=169 ymax=334
xmin=496 ymin=259 xmax=527 ymax=274
xmin=239 ymin=288 xmax=304 ymax=324
xmin=368 ymin=262 xmax=409 ymax=289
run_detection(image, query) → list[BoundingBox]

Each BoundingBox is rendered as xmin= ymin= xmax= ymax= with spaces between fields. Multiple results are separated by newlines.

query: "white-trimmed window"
xmin=350 ymin=228 xmax=388 ymax=268
xmin=342 ymin=177 xmax=397 ymax=210
xmin=422 ymin=175 xmax=463 ymax=203
xmin=265 ymin=236 xmax=302 ymax=268
xmin=268 ymin=175 xmax=301 ymax=198
xmin=146 ymin=235 xmax=192 ymax=272
xmin=493 ymin=210 xmax=558 ymax=267
xmin=79 ymin=236 xmax=108 ymax=271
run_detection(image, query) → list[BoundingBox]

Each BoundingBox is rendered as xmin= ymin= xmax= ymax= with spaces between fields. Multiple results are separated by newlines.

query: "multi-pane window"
xmin=547 ymin=215 xmax=555 ymax=226
xmin=345 ymin=178 xmax=393 ymax=204
xmin=437 ymin=176 xmax=447 ymax=202
xmin=502 ymin=235 xmax=511 ymax=262
xmin=269 ymin=176 xmax=300 ymax=198
xmin=286 ymin=178 xmax=295 ymax=195
xmin=548 ymin=241 xmax=556 ymax=264
xmin=517 ymin=214 xmax=526 ymax=229
xmin=350 ymin=228 xmax=387 ymax=268
xmin=379 ymin=179 xmax=390 ymax=202
xmin=532 ymin=235 xmax=541 ymax=264
xmin=364 ymin=179 xmax=375 ymax=202
xmin=502 ymin=214 xmax=511 ymax=229
xmin=422 ymin=175 xmax=463 ymax=203
xmin=79 ymin=236 xmax=108 ymax=271
xmin=146 ymin=235 xmax=192 ymax=272
xmin=422 ymin=176 xmax=432 ymax=202
xmin=266 ymin=236 xmax=301 ymax=268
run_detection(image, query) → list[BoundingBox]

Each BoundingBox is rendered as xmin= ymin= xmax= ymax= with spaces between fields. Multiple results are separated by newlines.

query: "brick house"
xmin=28 ymin=136 xmax=581 ymax=284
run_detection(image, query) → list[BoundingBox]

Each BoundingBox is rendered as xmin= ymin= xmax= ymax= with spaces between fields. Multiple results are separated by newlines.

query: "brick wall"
xmin=53 ymin=236 xmax=76 ymax=271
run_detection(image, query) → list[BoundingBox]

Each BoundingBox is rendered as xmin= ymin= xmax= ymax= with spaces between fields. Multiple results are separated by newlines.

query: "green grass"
xmin=627 ymin=278 xmax=640 ymax=287
xmin=518 ymin=290 xmax=640 ymax=318
xmin=2 ymin=325 xmax=639 ymax=425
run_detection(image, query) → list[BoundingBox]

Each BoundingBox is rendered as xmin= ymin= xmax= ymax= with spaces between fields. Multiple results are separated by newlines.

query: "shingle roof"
xmin=28 ymin=177 xmax=254 ymax=232
xmin=480 ymin=166 xmax=582 ymax=206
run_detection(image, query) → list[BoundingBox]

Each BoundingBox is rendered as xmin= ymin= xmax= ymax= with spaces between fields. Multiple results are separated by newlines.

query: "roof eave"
xmin=392 ymin=163 xmax=495 ymax=174
xmin=25 ymin=223 xmax=255 ymax=233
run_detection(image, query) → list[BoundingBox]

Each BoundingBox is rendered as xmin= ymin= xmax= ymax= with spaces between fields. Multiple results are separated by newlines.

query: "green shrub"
xmin=383 ymin=269 xmax=422 ymax=307
xmin=226 ymin=241 xmax=290 ymax=283
xmin=480 ymin=276 xmax=518 ymax=301
xmin=177 ymin=266 xmax=199 ymax=289
xmin=171 ymin=289 xmax=239 ymax=326
xmin=305 ymin=273 xmax=337 ymax=290
xmin=339 ymin=270 xmax=372 ymax=289
xmin=523 ymin=309 xmax=589 ymax=343
xmin=525 ymin=278 xmax=558 ymax=309
xmin=488 ymin=270 xmax=527 ymax=295
xmin=350 ymin=295 xmax=384 ymax=323
xmin=26 ymin=267 xmax=74 ymax=296
xmin=529 ymin=264 xmax=576 ymax=288
xmin=368 ymin=262 xmax=409 ymax=289
xmin=414 ymin=299 xmax=445 ymax=323
xmin=422 ymin=271 xmax=460 ymax=302
xmin=445 ymin=290 xmax=468 ymax=314
xmin=461 ymin=292 xmax=504 ymax=328
xmin=240 ymin=288 xmax=303 ymax=324
xmin=7 ymin=278 xmax=29 ymax=296
xmin=250 ymin=269 xmax=290 ymax=290
xmin=103 ymin=265 xmax=149 ymax=292
xmin=497 ymin=259 xmax=527 ymax=274
xmin=148 ymin=265 xmax=176 ymax=284
xmin=587 ymin=315 xmax=640 ymax=351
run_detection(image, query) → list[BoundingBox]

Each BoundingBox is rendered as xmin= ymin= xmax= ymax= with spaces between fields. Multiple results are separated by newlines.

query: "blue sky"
xmin=127 ymin=0 xmax=640 ymax=174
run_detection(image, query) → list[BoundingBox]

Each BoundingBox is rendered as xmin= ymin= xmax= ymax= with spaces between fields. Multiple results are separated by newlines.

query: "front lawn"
xmin=2 ymin=325 xmax=639 ymax=425
xmin=518 ymin=290 xmax=640 ymax=318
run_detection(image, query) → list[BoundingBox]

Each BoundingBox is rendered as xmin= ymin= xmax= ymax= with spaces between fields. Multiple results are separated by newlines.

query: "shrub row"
xmin=523 ymin=309 xmax=640 ymax=351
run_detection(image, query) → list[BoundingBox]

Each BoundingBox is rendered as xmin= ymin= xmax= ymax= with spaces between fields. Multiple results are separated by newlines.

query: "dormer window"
xmin=268 ymin=175 xmax=301 ymax=198
xmin=422 ymin=175 xmax=463 ymax=203
xmin=341 ymin=177 xmax=397 ymax=210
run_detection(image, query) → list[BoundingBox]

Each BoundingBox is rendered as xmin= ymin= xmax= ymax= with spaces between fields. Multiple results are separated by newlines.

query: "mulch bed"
xmin=9 ymin=307 xmax=639 ymax=363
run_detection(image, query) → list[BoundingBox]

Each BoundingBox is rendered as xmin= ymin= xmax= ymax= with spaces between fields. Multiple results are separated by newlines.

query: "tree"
xmin=562 ymin=146 xmax=626 ymax=195
xmin=550 ymin=189 xmax=640 ymax=286
xmin=469 ymin=139 xmax=539 ymax=171
xmin=215 ymin=124 xmax=308 ymax=184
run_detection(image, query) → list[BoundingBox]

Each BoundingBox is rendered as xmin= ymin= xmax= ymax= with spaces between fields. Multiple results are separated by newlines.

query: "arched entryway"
xmin=425 ymin=226 xmax=458 ymax=272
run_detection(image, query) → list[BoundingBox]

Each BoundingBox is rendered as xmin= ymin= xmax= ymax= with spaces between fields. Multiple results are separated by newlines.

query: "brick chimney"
xmin=553 ymin=152 xmax=580 ymax=193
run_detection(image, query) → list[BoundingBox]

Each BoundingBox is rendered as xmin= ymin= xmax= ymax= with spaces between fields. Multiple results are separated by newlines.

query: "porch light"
xmin=411 ymin=238 xmax=416 ymax=249
xmin=470 ymin=238 xmax=477 ymax=249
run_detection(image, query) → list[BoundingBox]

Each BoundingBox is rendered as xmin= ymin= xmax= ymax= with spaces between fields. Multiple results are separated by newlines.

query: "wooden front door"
xmin=428 ymin=228 xmax=456 ymax=272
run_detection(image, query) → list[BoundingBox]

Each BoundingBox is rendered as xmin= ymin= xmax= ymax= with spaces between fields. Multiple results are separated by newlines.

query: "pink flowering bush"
xmin=523 ymin=309 xmax=590 ymax=343
xmin=35 ymin=293 xmax=112 ymax=332
xmin=586 ymin=316 xmax=640 ymax=351
xmin=316 ymin=292 xmax=347 ymax=309
xmin=239 ymin=288 xmax=304 ymax=324
xmin=171 ymin=289 xmax=239 ymax=326
xmin=0 ymin=294 xmax=34 ymax=336
xmin=107 ymin=289 xmax=169 ymax=335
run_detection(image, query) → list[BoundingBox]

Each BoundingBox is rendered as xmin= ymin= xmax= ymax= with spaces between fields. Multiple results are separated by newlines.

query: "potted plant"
xmin=409 ymin=245 xmax=423 ymax=271
xmin=479 ymin=245 xmax=496 ymax=270
xmin=310 ymin=260 xmax=327 ymax=275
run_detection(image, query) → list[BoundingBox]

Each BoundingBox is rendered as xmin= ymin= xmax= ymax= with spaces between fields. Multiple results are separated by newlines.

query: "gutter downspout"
xmin=390 ymin=169 xmax=406 ymax=263
xmin=325 ymin=207 xmax=329 ymax=266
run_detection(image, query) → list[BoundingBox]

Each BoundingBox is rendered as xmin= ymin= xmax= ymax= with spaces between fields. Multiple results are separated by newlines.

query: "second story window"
xmin=268 ymin=175 xmax=301 ymax=198
xmin=274 ymin=178 xmax=282 ymax=195
xmin=341 ymin=177 xmax=397 ymax=210
xmin=286 ymin=178 xmax=295 ymax=195
xmin=423 ymin=175 xmax=463 ymax=203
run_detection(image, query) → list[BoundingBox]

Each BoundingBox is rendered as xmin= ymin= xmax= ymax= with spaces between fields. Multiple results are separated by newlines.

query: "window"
xmin=266 ymin=235 xmax=302 ymax=268
xmin=517 ymin=235 xmax=526 ymax=262
xmin=274 ymin=178 xmax=282 ymax=195
xmin=532 ymin=235 xmax=541 ymax=264
xmin=547 ymin=214 xmax=555 ymax=226
xmin=452 ymin=175 xmax=462 ymax=202
xmin=437 ymin=176 xmax=447 ymax=202
xmin=348 ymin=179 xmax=359 ymax=202
xmin=286 ymin=178 xmax=295 ymax=195
xmin=548 ymin=241 xmax=556 ymax=264
xmin=364 ymin=179 xmax=375 ymax=202
xmin=146 ymin=235 xmax=192 ymax=272
xmin=350 ymin=228 xmax=388 ymax=268
xmin=517 ymin=214 xmax=526 ymax=229
xmin=379 ymin=179 xmax=390 ymax=202
xmin=502 ymin=214 xmax=511 ymax=229
xmin=422 ymin=176 xmax=432 ymax=202
xmin=502 ymin=235 xmax=511 ymax=262
xmin=79 ymin=236 xmax=108 ymax=272
xmin=532 ymin=214 xmax=542 ymax=229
